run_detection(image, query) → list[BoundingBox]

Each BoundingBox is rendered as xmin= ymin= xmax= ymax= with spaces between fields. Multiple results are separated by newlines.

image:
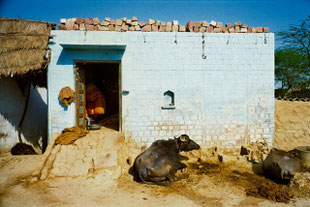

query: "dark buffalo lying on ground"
xmin=132 ymin=134 xmax=200 ymax=185
xmin=263 ymin=148 xmax=301 ymax=180
xmin=11 ymin=143 xmax=37 ymax=155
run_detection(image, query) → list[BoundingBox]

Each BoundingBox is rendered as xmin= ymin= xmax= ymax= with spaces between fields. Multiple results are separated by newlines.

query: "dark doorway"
xmin=75 ymin=62 xmax=120 ymax=131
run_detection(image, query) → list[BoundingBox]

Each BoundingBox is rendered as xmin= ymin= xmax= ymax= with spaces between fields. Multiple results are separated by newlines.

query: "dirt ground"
xmin=1 ymin=148 xmax=310 ymax=207
xmin=1 ymin=100 xmax=310 ymax=207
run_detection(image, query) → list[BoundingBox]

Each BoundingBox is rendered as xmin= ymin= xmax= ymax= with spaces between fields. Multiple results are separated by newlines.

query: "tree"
xmin=275 ymin=49 xmax=308 ymax=90
xmin=278 ymin=16 xmax=310 ymax=68
xmin=275 ymin=16 xmax=310 ymax=91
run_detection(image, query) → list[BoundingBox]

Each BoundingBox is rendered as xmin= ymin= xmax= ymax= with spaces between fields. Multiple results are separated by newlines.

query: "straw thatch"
xmin=0 ymin=18 xmax=56 ymax=77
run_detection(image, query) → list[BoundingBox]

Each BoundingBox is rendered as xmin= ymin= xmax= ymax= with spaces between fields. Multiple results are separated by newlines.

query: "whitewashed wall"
xmin=0 ymin=78 xmax=47 ymax=153
xmin=48 ymin=31 xmax=274 ymax=147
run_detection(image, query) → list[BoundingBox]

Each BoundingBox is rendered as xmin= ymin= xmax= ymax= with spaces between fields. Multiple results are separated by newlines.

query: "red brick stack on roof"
xmin=58 ymin=17 xmax=269 ymax=33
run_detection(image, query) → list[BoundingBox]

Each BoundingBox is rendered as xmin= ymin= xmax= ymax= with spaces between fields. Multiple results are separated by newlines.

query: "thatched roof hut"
xmin=0 ymin=18 xmax=56 ymax=80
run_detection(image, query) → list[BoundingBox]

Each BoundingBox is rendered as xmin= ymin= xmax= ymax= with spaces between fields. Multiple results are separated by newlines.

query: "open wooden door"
xmin=75 ymin=64 xmax=86 ymax=129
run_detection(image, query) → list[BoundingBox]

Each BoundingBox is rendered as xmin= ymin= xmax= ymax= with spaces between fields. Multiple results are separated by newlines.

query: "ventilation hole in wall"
xmin=264 ymin=34 xmax=267 ymax=44
xmin=164 ymin=90 xmax=175 ymax=106
xmin=162 ymin=90 xmax=175 ymax=109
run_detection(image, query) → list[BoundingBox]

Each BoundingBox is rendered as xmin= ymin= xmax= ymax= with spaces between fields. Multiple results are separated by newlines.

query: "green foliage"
xmin=275 ymin=16 xmax=310 ymax=92
xmin=275 ymin=49 xmax=308 ymax=89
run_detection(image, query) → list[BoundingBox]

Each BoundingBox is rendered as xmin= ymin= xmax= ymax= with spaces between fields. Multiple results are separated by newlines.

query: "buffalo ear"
xmin=174 ymin=135 xmax=178 ymax=140
xmin=180 ymin=135 xmax=187 ymax=142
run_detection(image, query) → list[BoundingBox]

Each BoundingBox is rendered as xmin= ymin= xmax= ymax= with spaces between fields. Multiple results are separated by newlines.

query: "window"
xmin=162 ymin=90 xmax=175 ymax=109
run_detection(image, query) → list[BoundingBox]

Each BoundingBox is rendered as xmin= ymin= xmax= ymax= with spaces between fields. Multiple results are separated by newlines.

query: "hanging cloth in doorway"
xmin=59 ymin=86 xmax=75 ymax=107
xmin=86 ymin=83 xmax=106 ymax=116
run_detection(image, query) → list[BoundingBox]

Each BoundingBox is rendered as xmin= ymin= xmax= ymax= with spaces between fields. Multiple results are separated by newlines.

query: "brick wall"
xmin=48 ymin=31 xmax=274 ymax=147
xmin=274 ymin=100 xmax=310 ymax=151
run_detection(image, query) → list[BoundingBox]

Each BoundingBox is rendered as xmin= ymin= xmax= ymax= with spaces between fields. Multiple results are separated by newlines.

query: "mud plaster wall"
xmin=48 ymin=31 xmax=274 ymax=147
xmin=274 ymin=100 xmax=310 ymax=151
xmin=0 ymin=78 xmax=47 ymax=153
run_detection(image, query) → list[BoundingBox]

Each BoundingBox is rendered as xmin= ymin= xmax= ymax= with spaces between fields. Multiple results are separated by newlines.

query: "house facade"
xmin=48 ymin=30 xmax=274 ymax=147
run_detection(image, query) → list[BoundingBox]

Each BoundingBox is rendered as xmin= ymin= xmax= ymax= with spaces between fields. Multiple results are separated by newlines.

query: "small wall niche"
xmin=162 ymin=90 xmax=175 ymax=109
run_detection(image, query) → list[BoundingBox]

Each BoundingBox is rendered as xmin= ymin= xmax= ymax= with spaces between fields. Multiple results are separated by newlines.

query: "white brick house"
xmin=48 ymin=31 xmax=274 ymax=147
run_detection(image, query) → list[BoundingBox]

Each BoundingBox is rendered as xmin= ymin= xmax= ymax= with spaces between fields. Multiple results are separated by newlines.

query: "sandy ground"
xmin=1 ymin=149 xmax=310 ymax=207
